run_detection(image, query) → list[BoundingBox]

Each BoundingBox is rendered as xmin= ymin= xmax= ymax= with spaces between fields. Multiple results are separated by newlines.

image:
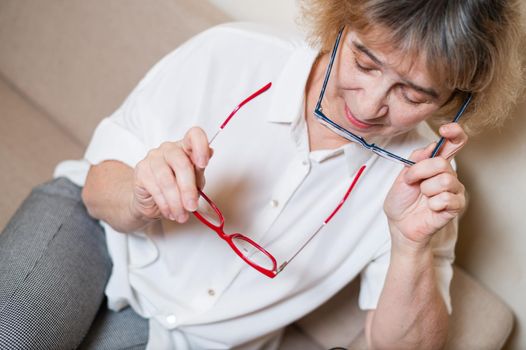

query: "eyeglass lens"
xmin=195 ymin=195 xmax=275 ymax=271
xmin=231 ymin=236 xmax=275 ymax=270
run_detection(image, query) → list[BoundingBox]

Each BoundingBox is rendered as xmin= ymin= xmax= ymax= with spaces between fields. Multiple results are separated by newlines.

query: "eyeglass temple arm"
xmin=324 ymin=165 xmax=366 ymax=224
xmin=315 ymin=27 xmax=344 ymax=111
xmin=209 ymin=82 xmax=273 ymax=144
xmin=277 ymin=165 xmax=366 ymax=274
xmin=220 ymin=82 xmax=272 ymax=129
xmin=430 ymin=93 xmax=473 ymax=158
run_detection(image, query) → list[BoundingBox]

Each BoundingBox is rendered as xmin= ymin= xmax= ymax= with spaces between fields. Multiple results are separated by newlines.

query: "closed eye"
xmin=400 ymin=87 xmax=430 ymax=105
xmin=354 ymin=58 xmax=375 ymax=73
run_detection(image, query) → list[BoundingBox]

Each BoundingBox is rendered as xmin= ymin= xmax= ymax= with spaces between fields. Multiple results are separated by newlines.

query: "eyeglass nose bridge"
xmin=314 ymin=109 xmax=416 ymax=166
xmin=192 ymin=190 xmax=279 ymax=278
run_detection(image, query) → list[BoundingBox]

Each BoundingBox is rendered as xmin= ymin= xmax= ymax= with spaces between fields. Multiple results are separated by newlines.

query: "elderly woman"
xmin=0 ymin=0 xmax=523 ymax=349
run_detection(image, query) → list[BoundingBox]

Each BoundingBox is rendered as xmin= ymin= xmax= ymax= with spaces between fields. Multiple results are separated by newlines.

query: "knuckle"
xmin=441 ymin=174 xmax=454 ymax=188
xmin=185 ymin=126 xmax=200 ymax=137
xmin=160 ymin=141 xmax=172 ymax=149
xmin=188 ymin=126 xmax=205 ymax=137
xmin=146 ymin=148 xmax=158 ymax=159
xmin=438 ymin=157 xmax=449 ymax=169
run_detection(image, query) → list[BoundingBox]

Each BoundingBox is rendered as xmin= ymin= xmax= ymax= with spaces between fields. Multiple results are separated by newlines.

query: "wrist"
xmin=389 ymin=232 xmax=435 ymax=280
xmin=389 ymin=224 xmax=433 ymax=258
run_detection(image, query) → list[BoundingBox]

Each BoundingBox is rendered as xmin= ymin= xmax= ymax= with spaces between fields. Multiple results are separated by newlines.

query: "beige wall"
xmin=208 ymin=0 xmax=300 ymax=31
xmin=456 ymin=98 xmax=526 ymax=350
xmin=210 ymin=1 xmax=526 ymax=349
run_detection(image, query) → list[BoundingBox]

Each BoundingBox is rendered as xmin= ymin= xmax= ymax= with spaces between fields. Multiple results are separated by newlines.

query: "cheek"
xmin=333 ymin=50 xmax=362 ymax=89
xmin=337 ymin=72 xmax=366 ymax=91
xmin=388 ymin=105 xmax=436 ymax=128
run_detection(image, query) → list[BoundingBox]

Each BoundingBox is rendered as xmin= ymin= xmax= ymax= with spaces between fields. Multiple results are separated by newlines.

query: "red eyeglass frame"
xmin=192 ymin=82 xmax=366 ymax=278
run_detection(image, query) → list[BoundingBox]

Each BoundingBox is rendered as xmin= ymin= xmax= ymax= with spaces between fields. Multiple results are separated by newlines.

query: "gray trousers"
xmin=0 ymin=178 xmax=148 ymax=349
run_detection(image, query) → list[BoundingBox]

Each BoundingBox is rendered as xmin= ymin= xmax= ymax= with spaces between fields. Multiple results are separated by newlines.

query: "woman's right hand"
xmin=131 ymin=127 xmax=213 ymax=223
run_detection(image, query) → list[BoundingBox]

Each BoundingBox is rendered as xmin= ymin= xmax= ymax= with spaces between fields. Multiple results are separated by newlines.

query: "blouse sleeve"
xmin=83 ymin=27 xmax=215 ymax=168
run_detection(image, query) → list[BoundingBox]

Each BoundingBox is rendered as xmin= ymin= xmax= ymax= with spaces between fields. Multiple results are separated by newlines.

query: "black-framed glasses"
xmin=314 ymin=27 xmax=473 ymax=166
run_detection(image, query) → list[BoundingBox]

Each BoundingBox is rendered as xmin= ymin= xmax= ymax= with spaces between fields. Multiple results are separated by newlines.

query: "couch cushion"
xmin=444 ymin=267 xmax=514 ymax=349
xmin=315 ymin=266 xmax=514 ymax=350
xmin=296 ymin=277 xmax=366 ymax=349
xmin=0 ymin=78 xmax=83 ymax=229
xmin=0 ymin=0 xmax=229 ymax=146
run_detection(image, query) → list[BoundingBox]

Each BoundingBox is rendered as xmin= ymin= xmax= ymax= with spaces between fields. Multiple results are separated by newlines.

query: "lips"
xmin=344 ymin=104 xmax=376 ymax=130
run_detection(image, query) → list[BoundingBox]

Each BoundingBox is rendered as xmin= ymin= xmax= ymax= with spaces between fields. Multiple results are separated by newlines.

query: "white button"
xmin=166 ymin=314 xmax=177 ymax=325
xmin=270 ymin=199 xmax=279 ymax=208
xmin=208 ymin=289 xmax=216 ymax=296
xmin=302 ymin=159 xmax=309 ymax=166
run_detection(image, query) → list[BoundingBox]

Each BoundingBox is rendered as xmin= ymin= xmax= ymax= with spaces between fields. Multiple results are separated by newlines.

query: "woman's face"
xmin=320 ymin=27 xmax=453 ymax=140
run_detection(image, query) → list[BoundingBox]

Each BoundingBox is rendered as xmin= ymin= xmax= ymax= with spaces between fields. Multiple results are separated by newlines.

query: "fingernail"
xmin=198 ymin=156 xmax=207 ymax=168
xmin=177 ymin=214 xmax=188 ymax=223
xmin=169 ymin=213 xmax=176 ymax=221
xmin=186 ymin=199 xmax=197 ymax=211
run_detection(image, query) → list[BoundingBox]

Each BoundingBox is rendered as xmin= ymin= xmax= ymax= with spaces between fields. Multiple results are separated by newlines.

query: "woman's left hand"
xmin=384 ymin=123 xmax=468 ymax=250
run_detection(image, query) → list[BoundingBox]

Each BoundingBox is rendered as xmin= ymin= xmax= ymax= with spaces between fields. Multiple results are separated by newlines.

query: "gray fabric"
xmin=0 ymin=176 xmax=324 ymax=350
xmin=79 ymin=303 xmax=148 ymax=350
xmin=0 ymin=177 xmax=113 ymax=349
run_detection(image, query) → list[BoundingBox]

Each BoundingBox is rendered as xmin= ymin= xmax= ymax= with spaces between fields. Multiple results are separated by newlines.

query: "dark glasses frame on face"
xmin=192 ymin=83 xmax=366 ymax=278
xmin=314 ymin=27 xmax=473 ymax=166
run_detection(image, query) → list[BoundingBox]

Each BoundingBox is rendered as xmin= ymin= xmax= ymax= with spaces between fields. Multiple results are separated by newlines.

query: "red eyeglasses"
xmin=193 ymin=83 xmax=366 ymax=278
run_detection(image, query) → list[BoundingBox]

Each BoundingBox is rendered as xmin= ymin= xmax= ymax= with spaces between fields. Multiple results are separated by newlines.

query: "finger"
xmin=137 ymin=160 xmax=174 ymax=220
xmin=196 ymin=167 xmax=206 ymax=190
xmin=404 ymin=156 xmax=454 ymax=185
xmin=182 ymin=127 xmax=213 ymax=169
xmin=420 ymin=172 xmax=464 ymax=197
xmin=435 ymin=123 xmax=468 ymax=160
xmin=428 ymin=191 xmax=466 ymax=213
xmin=149 ymin=152 xmax=188 ymax=221
xmin=164 ymin=146 xmax=199 ymax=212
xmin=408 ymin=143 xmax=437 ymax=164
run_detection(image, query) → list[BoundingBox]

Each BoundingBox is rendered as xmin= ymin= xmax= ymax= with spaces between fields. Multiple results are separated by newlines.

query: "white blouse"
xmin=55 ymin=22 xmax=456 ymax=350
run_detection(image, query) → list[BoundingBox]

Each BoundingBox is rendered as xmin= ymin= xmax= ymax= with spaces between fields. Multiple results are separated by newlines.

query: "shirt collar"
xmin=265 ymin=43 xmax=380 ymax=177
xmin=267 ymin=45 xmax=318 ymax=124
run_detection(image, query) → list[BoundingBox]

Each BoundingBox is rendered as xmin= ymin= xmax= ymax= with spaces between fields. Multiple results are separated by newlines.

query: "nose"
xmin=355 ymin=85 xmax=389 ymax=121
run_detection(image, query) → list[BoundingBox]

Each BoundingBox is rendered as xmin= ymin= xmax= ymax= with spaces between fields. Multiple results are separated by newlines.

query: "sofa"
xmin=0 ymin=1 xmax=515 ymax=348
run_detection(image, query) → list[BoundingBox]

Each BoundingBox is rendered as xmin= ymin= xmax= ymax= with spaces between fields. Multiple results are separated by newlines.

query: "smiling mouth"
xmin=344 ymin=105 xmax=377 ymax=130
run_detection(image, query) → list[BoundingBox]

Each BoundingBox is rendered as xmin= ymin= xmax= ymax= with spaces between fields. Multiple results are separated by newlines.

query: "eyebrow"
xmin=352 ymin=41 xmax=440 ymax=100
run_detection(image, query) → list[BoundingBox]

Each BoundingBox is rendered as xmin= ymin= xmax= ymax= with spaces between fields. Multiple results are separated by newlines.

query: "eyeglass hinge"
xmin=277 ymin=262 xmax=288 ymax=273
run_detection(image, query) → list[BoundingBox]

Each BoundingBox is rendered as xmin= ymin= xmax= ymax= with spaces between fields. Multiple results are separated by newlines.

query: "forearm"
xmin=82 ymin=160 xmax=148 ymax=233
xmin=368 ymin=244 xmax=448 ymax=349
